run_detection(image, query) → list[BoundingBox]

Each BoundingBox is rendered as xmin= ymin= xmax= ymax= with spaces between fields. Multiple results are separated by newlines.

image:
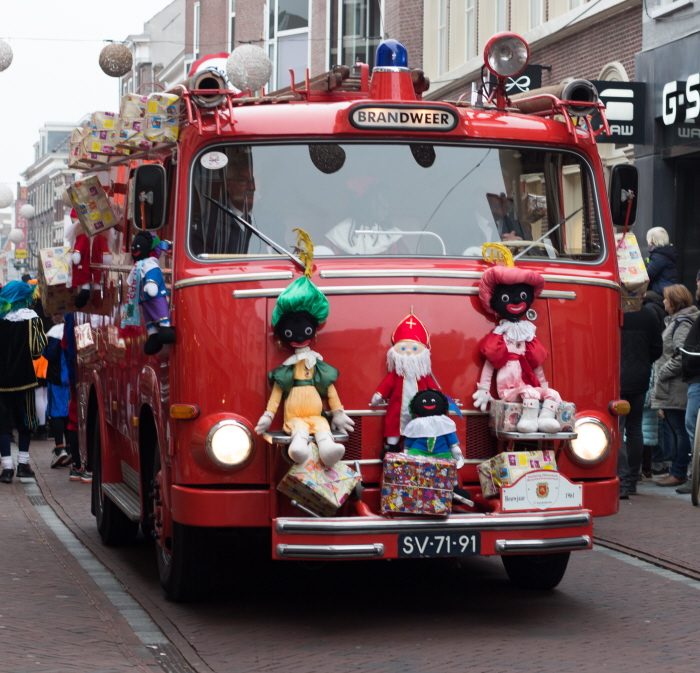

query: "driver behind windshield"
xmin=320 ymin=182 xmax=407 ymax=255
xmin=462 ymin=190 xmax=531 ymax=255
xmin=190 ymin=147 xmax=256 ymax=256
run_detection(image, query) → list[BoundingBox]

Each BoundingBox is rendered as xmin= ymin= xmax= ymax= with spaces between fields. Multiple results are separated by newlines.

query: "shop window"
xmin=229 ymin=0 xmax=236 ymax=53
xmin=530 ymin=0 xmax=543 ymax=29
xmin=438 ymin=0 xmax=448 ymax=75
xmin=496 ymin=0 xmax=507 ymax=32
xmin=328 ymin=0 xmax=383 ymax=72
xmin=465 ymin=0 xmax=475 ymax=61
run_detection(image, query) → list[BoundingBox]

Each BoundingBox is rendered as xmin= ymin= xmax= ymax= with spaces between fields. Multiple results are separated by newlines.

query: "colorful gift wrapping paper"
xmin=478 ymin=450 xmax=558 ymax=498
xmin=277 ymin=444 xmax=360 ymax=517
xmin=381 ymin=452 xmax=456 ymax=516
xmin=118 ymin=94 xmax=153 ymax=149
xmin=68 ymin=176 xmax=118 ymax=236
xmin=144 ymin=93 xmax=180 ymax=142
xmin=39 ymin=247 xmax=71 ymax=286
xmin=616 ymin=233 xmax=649 ymax=312
xmin=556 ymin=402 xmax=577 ymax=432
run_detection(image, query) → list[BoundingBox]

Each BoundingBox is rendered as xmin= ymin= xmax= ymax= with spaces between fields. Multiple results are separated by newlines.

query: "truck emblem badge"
xmin=536 ymin=482 xmax=549 ymax=499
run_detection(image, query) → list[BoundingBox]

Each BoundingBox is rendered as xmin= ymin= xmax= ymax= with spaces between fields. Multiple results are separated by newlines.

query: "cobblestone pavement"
xmin=5 ymin=440 xmax=700 ymax=673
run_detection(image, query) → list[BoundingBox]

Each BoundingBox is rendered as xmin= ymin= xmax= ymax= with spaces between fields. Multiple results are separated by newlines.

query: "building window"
xmin=229 ymin=0 xmax=236 ymax=52
xmin=569 ymin=0 xmax=583 ymax=8
xmin=438 ymin=0 xmax=448 ymax=75
xmin=496 ymin=0 xmax=507 ymax=32
xmin=193 ymin=2 xmax=201 ymax=60
xmin=529 ymin=0 xmax=543 ymax=29
xmin=267 ymin=0 xmax=310 ymax=90
xmin=328 ymin=0 xmax=383 ymax=72
xmin=465 ymin=0 xmax=475 ymax=60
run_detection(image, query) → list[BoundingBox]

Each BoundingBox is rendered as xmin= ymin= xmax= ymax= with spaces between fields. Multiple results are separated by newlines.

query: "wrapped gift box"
xmin=68 ymin=125 xmax=91 ymax=169
xmin=118 ymin=94 xmax=153 ymax=149
xmin=556 ymin=402 xmax=576 ymax=432
xmin=39 ymin=247 xmax=71 ymax=286
xmin=489 ymin=401 xmax=523 ymax=433
xmin=74 ymin=322 xmax=97 ymax=360
xmin=478 ymin=450 xmax=558 ymax=497
xmin=277 ymin=444 xmax=360 ymax=517
xmin=68 ymin=176 xmax=118 ymax=236
xmin=144 ymin=93 xmax=180 ymax=142
xmin=616 ymin=233 xmax=649 ymax=312
xmin=381 ymin=452 xmax=456 ymax=516
xmin=37 ymin=269 xmax=78 ymax=317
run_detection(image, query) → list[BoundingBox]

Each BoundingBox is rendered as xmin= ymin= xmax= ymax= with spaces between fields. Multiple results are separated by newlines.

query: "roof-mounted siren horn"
xmin=187 ymin=68 xmax=228 ymax=108
xmin=369 ymin=39 xmax=425 ymax=100
xmin=483 ymin=32 xmax=529 ymax=108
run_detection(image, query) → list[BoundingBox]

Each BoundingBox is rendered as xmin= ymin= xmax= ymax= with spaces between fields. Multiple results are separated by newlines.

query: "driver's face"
xmin=226 ymin=167 xmax=255 ymax=212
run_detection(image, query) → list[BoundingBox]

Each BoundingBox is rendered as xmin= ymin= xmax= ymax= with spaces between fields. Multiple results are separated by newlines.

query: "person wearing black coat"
xmin=618 ymin=304 xmax=663 ymax=498
xmin=645 ymin=227 xmax=679 ymax=295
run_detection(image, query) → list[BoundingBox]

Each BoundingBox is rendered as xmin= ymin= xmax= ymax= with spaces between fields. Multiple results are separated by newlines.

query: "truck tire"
xmin=152 ymin=448 xmax=213 ymax=601
xmin=92 ymin=422 xmax=139 ymax=546
xmin=501 ymin=552 xmax=570 ymax=590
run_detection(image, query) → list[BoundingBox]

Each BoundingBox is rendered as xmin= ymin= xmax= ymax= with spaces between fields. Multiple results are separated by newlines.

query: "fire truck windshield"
xmin=188 ymin=143 xmax=602 ymax=262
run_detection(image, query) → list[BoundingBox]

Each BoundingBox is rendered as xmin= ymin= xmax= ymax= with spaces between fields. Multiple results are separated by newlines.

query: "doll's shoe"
xmin=517 ymin=399 xmax=539 ymax=433
xmin=288 ymin=430 xmax=311 ymax=464
xmin=74 ymin=289 xmax=90 ymax=308
xmin=316 ymin=431 xmax=345 ymax=466
xmin=538 ymin=399 xmax=561 ymax=434
xmin=158 ymin=326 xmax=176 ymax=345
xmin=144 ymin=334 xmax=164 ymax=355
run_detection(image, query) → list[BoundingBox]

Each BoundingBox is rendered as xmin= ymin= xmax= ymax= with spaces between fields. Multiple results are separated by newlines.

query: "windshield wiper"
xmin=513 ymin=207 xmax=584 ymax=261
xmin=202 ymin=195 xmax=305 ymax=273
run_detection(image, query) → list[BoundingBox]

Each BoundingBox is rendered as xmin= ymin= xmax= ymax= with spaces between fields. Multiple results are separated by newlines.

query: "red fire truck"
xmin=76 ymin=33 xmax=634 ymax=601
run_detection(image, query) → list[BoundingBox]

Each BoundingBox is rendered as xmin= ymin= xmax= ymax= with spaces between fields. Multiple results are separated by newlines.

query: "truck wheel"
xmin=92 ymin=422 xmax=139 ymax=546
xmin=501 ymin=552 xmax=570 ymax=590
xmin=152 ymin=448 xmax=213 ymax=602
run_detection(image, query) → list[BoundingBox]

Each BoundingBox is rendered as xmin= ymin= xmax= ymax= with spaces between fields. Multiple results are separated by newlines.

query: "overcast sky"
xmin=0 ymin=0 xmax=173 ymax=211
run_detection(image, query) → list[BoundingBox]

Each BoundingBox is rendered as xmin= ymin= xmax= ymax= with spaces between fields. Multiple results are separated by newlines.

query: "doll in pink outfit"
xmin=472 ymin=265 xmax=562 ymax=433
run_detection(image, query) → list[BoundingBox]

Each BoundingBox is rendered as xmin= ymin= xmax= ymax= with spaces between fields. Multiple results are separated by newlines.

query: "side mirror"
xmin=128 ymin=164 xmax=167 ymax=230
xmin=609 ymin=164 xmax=638 ymax=227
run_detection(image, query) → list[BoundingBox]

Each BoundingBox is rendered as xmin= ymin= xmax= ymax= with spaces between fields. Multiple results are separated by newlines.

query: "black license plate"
xmin=398 ymin=532 xmax=481 ymax=558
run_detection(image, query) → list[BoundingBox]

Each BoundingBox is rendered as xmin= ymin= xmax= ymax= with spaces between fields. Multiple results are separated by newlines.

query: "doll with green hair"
xmin=254 ymin=276 xmax=355 ymax=467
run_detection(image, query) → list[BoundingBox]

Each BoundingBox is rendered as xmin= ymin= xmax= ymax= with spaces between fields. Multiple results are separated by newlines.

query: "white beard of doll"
xmin=386 ymin=346 xmax=432 ymax=379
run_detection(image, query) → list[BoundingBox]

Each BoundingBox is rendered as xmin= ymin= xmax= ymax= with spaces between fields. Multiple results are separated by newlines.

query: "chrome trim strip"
xmin=276 ymin=543 xmax=385 ymax=559
xmin=102 ymin=483 xmax=141 ymax=522
xmin=495 ymin=535 xmax=592 ymax=554
xmin=275 ymin=511 xmax=591 ymax=535
xmin=91 ymin=263 xmax=172 ymax=276
xmin=344 ymin=408 xmax=473 ymax=416
xmin=234 ymin=284 xmax=575 ymax=300
xmin=264 ymin=430 xmax=349 ymax=444
xmin=175 ymin=271 xmax=293 ymax=290
xmin=319 ymin=268 xmax=619 ymax=291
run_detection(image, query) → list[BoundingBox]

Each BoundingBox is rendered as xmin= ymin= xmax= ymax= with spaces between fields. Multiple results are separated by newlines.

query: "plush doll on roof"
xmin=254 ymin=231 xmax=355 ymax=467
xmin=472 ymin=245 xmax=565 ymax=434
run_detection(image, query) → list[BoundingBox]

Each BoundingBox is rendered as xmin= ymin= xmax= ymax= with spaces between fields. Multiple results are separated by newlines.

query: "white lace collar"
xmin=3 ymin=308 xmax=38 ymax=322
xmin=403 ymin=415 xmax=457 ymax=438
xmin=493 ymin=319 xmax=536 ymax=343
xmin=283 ymin=346 xmax=323 ymax=369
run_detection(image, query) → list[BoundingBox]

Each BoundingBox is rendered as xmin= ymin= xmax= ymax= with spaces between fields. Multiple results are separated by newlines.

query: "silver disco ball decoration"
xmin=99 ymin=42 xmax=133 ymax=78
xmin=226 ymin=45 xmax=272 ymax=92
xmin=0 ymin=184 xmax=13 ymax=208
xmin=19 ymin=203 xmax=35 ymax=219
xmin=8 ymin=229 xmax=24 ymax=245
xmin=0 ymin=40 xmax=12 ymax=72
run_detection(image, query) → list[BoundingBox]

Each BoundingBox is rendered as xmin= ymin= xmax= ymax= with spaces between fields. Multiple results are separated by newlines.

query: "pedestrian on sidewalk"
xmin=645 ymin=228 xmax=679 ymax=296
xmin=619 ymin=300 xmax=663 ymax=498
xmin=43 ymin=316 xmax=72 ymax=468
xmin=0 ymin=281 xmax=48 ymax=483
xmin=678 ymin=276 xmax=700 ymax=494
xmin=652 ymin=284 xmax=698 ymax=487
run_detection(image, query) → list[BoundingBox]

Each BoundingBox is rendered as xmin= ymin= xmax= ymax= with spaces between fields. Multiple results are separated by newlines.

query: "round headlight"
xmin=569 ymin=417 xmax=610 ymax=465
xmin=206 ymin=420 xmax=253 ymax=468
xmin=484 ymin=32 xmax=529 ymax=78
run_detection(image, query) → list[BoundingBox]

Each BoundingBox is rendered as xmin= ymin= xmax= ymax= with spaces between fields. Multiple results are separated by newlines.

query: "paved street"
xmin=3 ymin=440 xmax=700 ymax=673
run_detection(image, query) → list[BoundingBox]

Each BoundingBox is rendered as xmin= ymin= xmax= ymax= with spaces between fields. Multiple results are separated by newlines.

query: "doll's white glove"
xmin=450 ymin=445 xmax=465 ymax=470
xmin=72 ymin=251 xmax=81 ymax=265
xmin=370 ymin=392 xmax=387 ymax=406
xmin=331 ymin=408 xmax=355 ymax=433
xmin=472 ymin=385 xmax=492 ymax=412
xmin=254 ymin=411 xmax=274 ymax=435
xmin=144 ymin=280 xmax=159 ymax=298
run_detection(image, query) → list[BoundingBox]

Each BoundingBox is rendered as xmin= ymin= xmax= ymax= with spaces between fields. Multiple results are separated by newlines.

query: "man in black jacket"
xmin=619 ymin=303 xmax=663 ymax=498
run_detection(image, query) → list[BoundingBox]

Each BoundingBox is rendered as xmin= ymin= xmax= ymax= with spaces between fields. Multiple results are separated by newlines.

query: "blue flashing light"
xmin=375 ymin=40 xmax=408 ymax=68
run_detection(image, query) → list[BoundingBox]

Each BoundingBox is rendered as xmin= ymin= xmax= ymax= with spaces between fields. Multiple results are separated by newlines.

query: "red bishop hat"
xmin=391 ymin=312 xmax=430 ymax=347
xmin=70 ymin=208 xmax=78 ymax=219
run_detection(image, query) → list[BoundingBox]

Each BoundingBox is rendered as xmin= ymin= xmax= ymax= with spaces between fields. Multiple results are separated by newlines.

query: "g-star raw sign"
xmin=660 ymin=74 xmax=700 ymax=125
xmin=350 ymin=105 xmax=458 ymax=131
xmin=500 ymin=470 xmax=583 ymax=512
xmin=590 ymin=81 xmax=646 ymax=144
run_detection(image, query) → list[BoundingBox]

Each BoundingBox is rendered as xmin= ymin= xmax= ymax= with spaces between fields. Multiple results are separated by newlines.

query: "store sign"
xmin=489 ymin=64 xmax=543 ymax=94
xmin=590 ymin=81 xmax=646 ymax=144
xmin=660 ymin=74 xmax=700 ymax=125
xmin=14 ymin=199 xmax=27 ymax=250
xmin=349 ymin=105 xmax=458 ymax=131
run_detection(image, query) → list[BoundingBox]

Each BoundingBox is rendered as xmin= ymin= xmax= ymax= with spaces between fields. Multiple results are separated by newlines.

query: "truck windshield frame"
xmin=186 ymin=140 xmax=606 ymax=266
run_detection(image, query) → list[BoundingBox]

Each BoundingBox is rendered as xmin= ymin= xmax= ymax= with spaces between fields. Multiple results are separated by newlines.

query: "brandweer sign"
xmin=350 ymin=105 xmax=458 ymax=131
